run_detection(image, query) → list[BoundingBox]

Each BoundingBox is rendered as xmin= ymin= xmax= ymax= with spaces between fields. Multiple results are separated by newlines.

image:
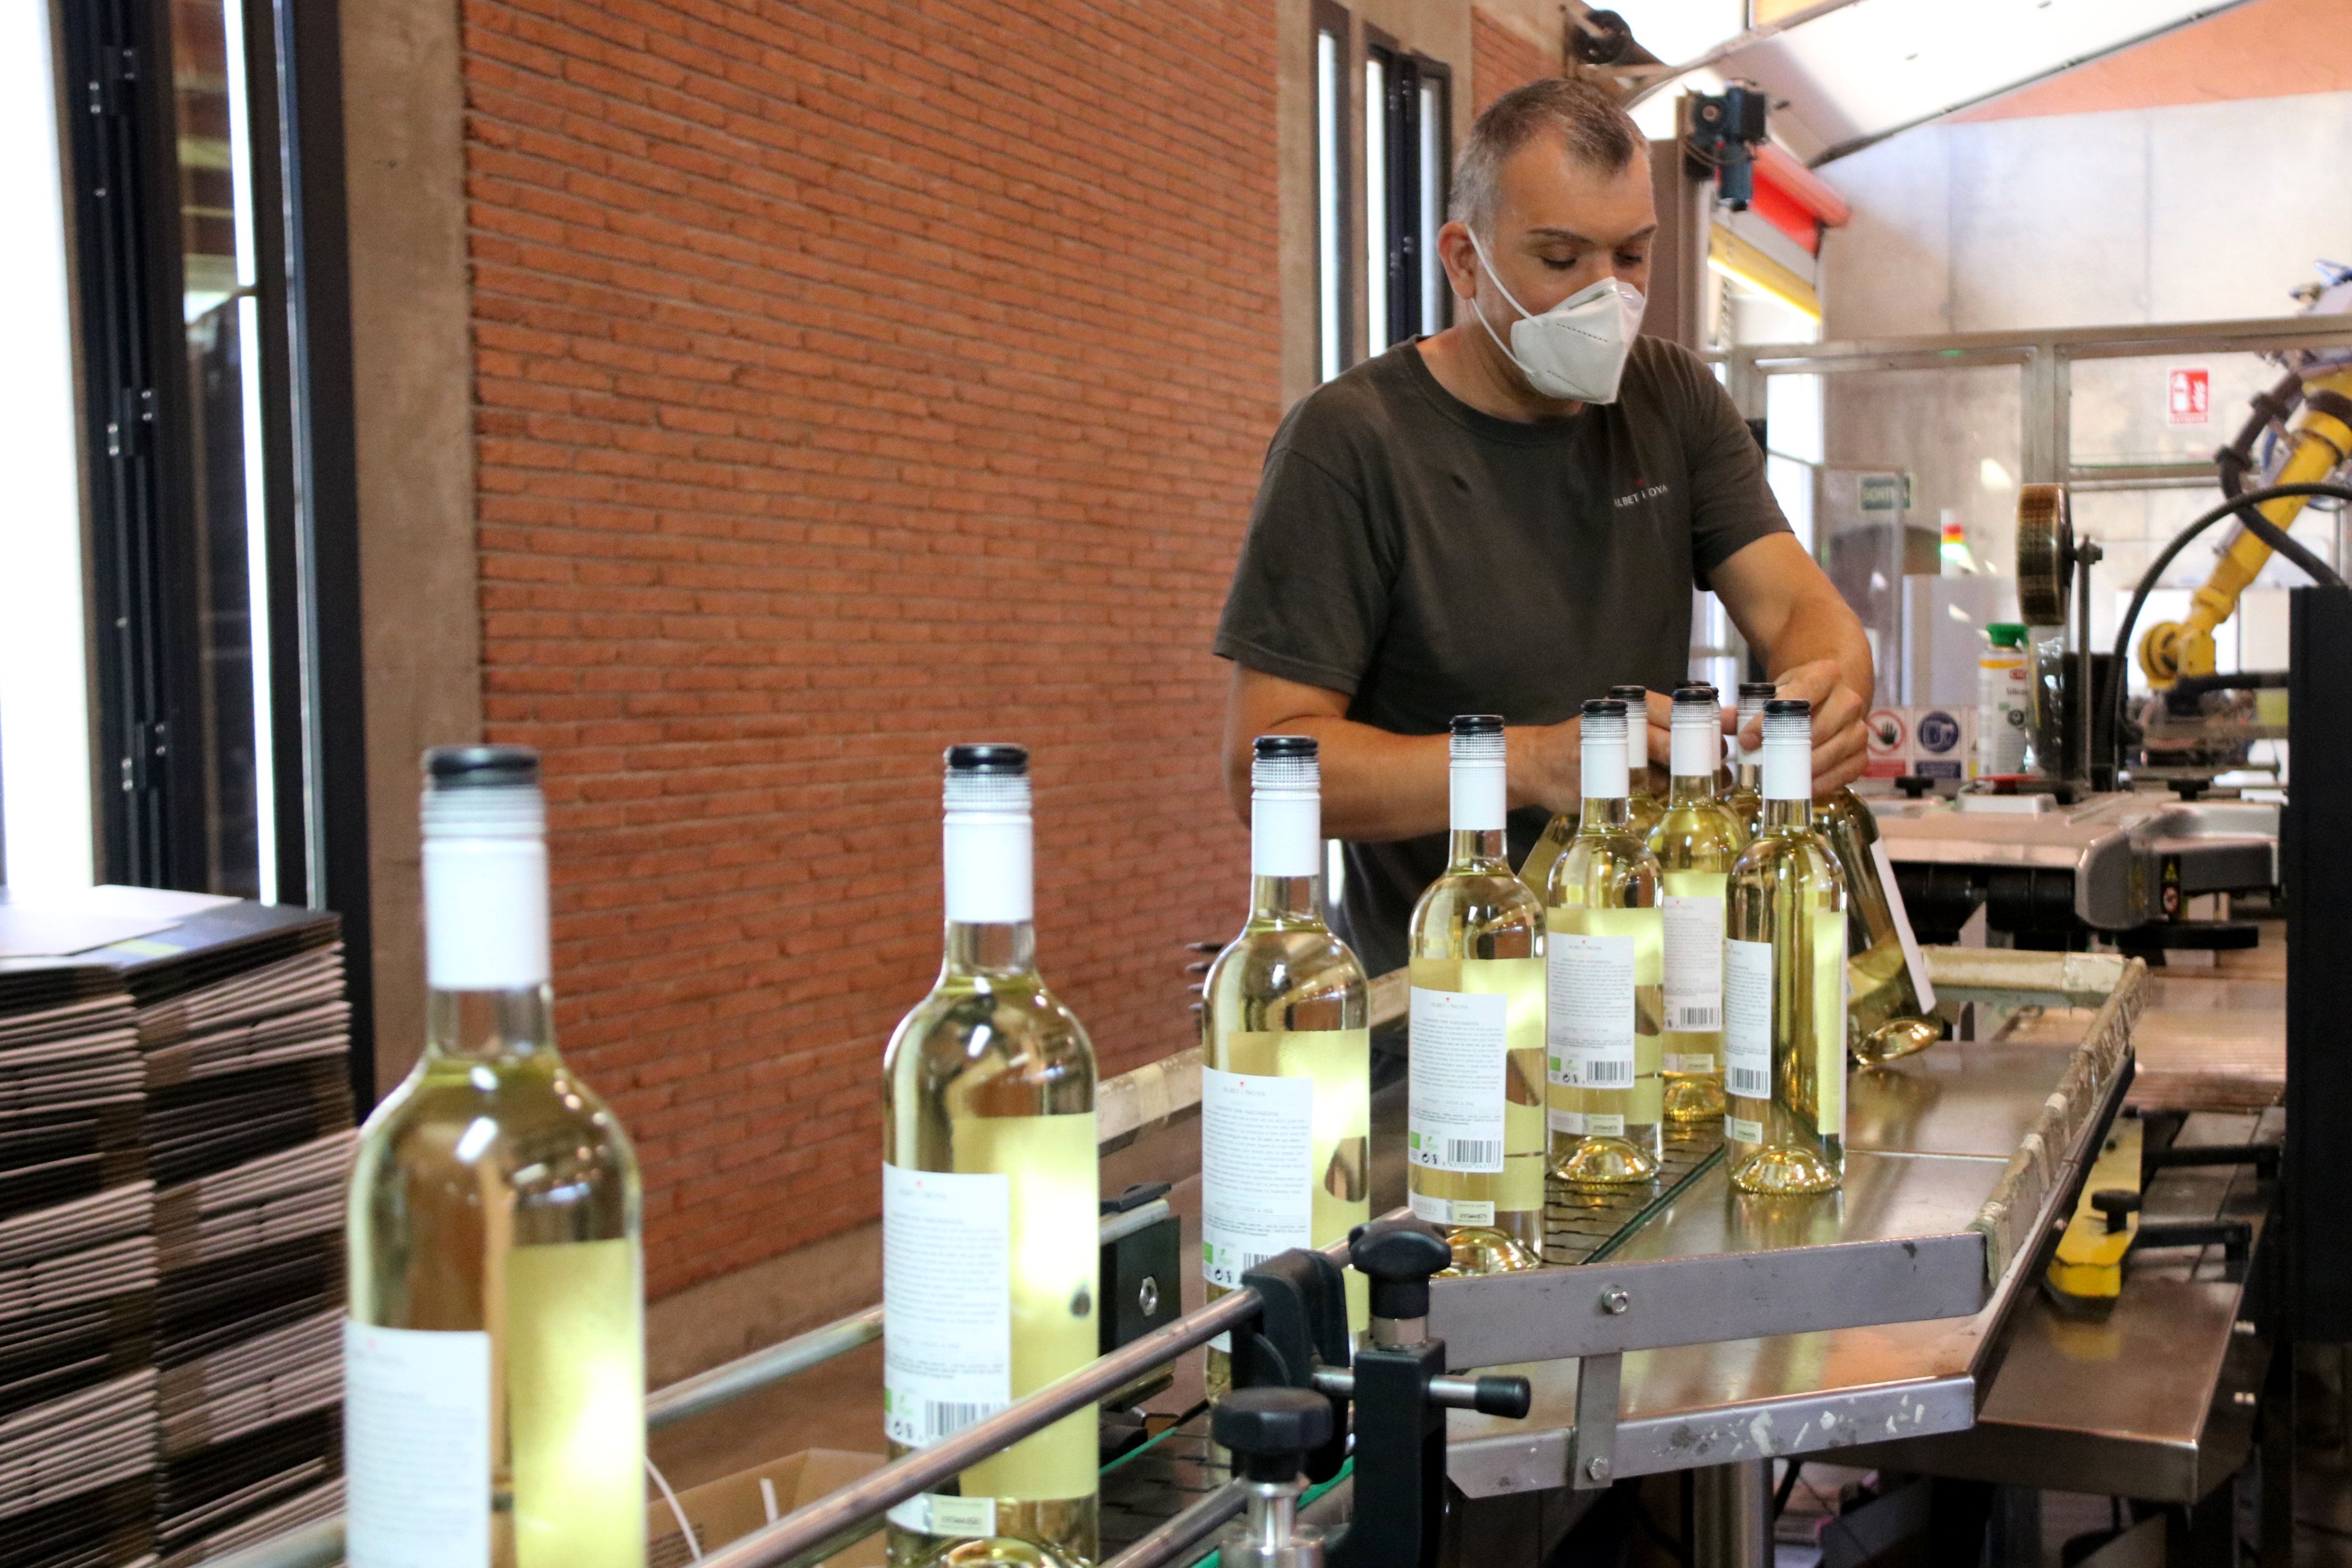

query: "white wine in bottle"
xmin=1724 ymin=681 xmax=1775 ymax=846
xmin=1201 ymin=736 xmax=1370 ymax=1378
xmin=1407 ymin=716 xmax=1545 ymax=1274
xmin=1545 ymin=699 xmax=1664 ymax=1185
xmin=1649 ymin=684 xmax=1743 ymax=1123
xmin=1725 ymin=700 xmax=1850 ymax=1195
xmin=1606 ymin=686 xmax=1666 ymax=843
xmin=1815 ymin=788 xmax=1942 ymax=1064
xmin=346 ymin=747 xmax=645 ymax=1568
xmin=884 ymin=744 xmax=1099 ymax=1568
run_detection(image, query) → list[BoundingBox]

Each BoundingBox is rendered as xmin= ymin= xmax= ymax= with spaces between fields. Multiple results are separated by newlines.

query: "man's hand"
xmin=1507 ymin=715 xmax=1583 ymax=819
xmin=1711 ymin=533 xmax=1876 ymax=796
xmin=1729 ymin=660 xmax=1867 ymax=795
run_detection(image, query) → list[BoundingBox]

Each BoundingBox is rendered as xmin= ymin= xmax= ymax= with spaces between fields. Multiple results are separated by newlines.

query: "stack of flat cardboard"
xmin=0 ymin=891 xmax=352 ymax=1568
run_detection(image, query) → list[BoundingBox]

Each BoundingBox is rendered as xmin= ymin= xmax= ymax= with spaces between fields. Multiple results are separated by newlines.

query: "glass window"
xmin=173 ymin=0 xmax=277 ymax=901
xmin=1363 ymin=51 xmax=1389 ymax=357
xmin=1364 ymin=40 xmax=1450 ymax=356
xmin=1418 ymin=70 xmax=1450 ymax=336
xmin=1314 ymin=2 xmax=1351 ymax=382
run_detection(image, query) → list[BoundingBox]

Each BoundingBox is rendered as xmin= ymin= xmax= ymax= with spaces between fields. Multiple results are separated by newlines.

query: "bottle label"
xmin=508 ymin=1239 xmax=645 ymax=1564
xmin=883 ymin=1164 xmax=1012 ymax=1448
xmin=1408 ymin=987 xmax=1508 ymax=1173
xmin=1665 ymin=1052 xmax=1717 ymax=1074
xmin=1201 ymin=1066 xmax=1316 ymax=1288
xmin=1408 ymin=1191 xmax=1494 ymax=1227
xmin=1816 ymin=910 xmax=1850 ymax=1140
xmin=1868 ymin=839 xmax=1936 ymax=1012
xmin=888 ymin=1494 xmax=999 ymax=1539
xmin=903 ymin=1115 xmax=1098 ymax=1510
xmin=1585 ymin=1112 xmax=1627 ymax=1137
xmin=1546 ymin=934 xmax=1635 ymax=1089
xmin=344 ymin=1321 xmax=493 ymax=1568
xmin=1727 ymin=1114 xmax=1764 ymax=1145
xmin=1662 ymin=892 xmax=1725 ymax=1032
xmin=1547 ymin=1106 xmax=1586 ymax=1135
xmin=1723 ymin=938 xmax=1774 ymax=1101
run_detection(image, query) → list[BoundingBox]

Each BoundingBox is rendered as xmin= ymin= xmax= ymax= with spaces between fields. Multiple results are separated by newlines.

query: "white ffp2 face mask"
xmin=1465 ymin=226 xmax=1646 ymax=404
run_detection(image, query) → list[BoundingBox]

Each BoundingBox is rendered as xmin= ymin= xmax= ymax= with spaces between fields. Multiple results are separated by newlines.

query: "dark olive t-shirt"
xmin=1213 ymin=335 xmax=1789 ymax=979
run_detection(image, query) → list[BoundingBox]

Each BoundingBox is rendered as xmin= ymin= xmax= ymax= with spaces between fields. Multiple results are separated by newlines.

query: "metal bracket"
xmin=1569 ymin=1351 xmax=1623 ymax=1491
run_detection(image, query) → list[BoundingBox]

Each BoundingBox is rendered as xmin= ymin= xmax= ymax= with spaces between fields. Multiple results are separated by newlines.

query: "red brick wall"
xmin=461 ymin=0 xmax=1277 ymax=1297
xmin=1472 ymin=7 xmax=1558 ymax=113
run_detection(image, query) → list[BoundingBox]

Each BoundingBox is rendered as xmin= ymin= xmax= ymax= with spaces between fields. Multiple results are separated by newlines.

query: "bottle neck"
xmin=944 ymin=919 xmax=1037 ymax=979
xmin=1577 ymin=793 xmax=1629 ymax=834
xmin=1447 ymin=827 xmax=1508 ymax=869
xmin=1765 ymin=796 xmax=1815 ymax=833
xmin=1251 ymin=873 xmax=1325 ymax=923
xmin=421 ymin=826 xmax=553 ymax=1063
xmin=1668 ymin=771 xmax=1714 ymax=805
xmin=426 ymin=985 xmax=558 ymax=1064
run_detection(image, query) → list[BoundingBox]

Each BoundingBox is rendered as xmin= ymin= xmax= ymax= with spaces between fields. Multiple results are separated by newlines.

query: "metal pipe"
xmin=1098 ymin=1197 xmax=1174 ymax=1246
xmin=1690 ymin=1459 xmax=1771 ymax=1568
xmin=1105 ymin=1483 xmax=1248 ymax=1568
xmin=647 ymin=1304 xmax=886 ymax=1431
xmin=695 ymin=1290 xmax=1261 ymax=1568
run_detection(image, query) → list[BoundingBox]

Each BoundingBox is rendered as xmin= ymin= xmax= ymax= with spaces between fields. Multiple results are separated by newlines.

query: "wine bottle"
xmin=346 ymin=747 xmax=645 ymax=1568
xmin=1649 ymin=684 xmax=1744 ymax=1123
xmin=1201 ymin=736 xmax=1371 ymax=1374
xmin=883 ymin=744 xmax=1098 ymax=1567
xmin=1724 ymin=681 xmax=1776 ymax=845
xmin=1544 ymin=699 xmax=1663 ymax=1185
xmin=1725 ymin=701 xmax=1850 ymax=1195
xmin=1407 ymin=716 xmax=1545 ymax=1274
xmin=1606 ymin=686 xmax=1666 ymax=842
xmin=1815 ymin=788 xmax=1942 ymax=1064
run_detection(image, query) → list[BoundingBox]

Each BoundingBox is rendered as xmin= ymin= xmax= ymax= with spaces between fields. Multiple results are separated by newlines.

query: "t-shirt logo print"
xmin=1614 ymin=482 xmax=1669 ymax=510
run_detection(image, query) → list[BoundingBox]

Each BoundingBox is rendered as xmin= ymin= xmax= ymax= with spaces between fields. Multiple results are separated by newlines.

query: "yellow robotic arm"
xmin=2139 ymin=366 xmax=2352 ymax=688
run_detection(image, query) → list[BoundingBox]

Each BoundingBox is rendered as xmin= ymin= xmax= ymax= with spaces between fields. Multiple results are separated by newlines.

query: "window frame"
xmin=1311 ymin=0 xmax=1353 ymax=381
xmin=1363 ymin=31 xmax=1453 ymax=355
xmin=57 ymin=0 xmax=375 ymax=1099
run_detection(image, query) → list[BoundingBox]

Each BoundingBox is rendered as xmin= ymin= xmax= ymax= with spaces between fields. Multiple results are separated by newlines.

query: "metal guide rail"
xmin=208 ymin=948 xmax=2138 ymax=1568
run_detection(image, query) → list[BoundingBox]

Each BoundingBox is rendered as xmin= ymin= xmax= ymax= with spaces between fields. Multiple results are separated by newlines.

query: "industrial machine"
xmin=1870 ymin=276 xmax=2352 ymax=957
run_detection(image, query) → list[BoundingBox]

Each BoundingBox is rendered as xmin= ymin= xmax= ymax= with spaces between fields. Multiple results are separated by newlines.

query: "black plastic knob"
xmin=1212 ymin=1386 xmax=1333 ymax=1483
xmin=1348 ymin=1218 xmax=1452 ymax=1322
xmin=2090 ymin=1188 xmax=2141 ymax=1234
xmin=1471 ymin=1376 xmax=1533 ymax=1419
xmin=1896 ymin=775 xmax=1934 ymax=799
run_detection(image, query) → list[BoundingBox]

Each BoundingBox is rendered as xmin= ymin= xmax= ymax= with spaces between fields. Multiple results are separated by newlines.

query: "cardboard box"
xmin=650 ymin=1449 xmax=886 ymax=1568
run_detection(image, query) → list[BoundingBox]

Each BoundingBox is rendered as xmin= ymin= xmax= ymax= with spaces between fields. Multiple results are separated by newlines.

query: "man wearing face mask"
xmin=1213 ymin=76 xmax=1872 ymax=979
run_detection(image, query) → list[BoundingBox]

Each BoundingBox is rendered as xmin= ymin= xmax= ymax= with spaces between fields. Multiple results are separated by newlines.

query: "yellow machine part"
xmin=2139 ymin=367 xmax=2352 ymax=688
xmin=2045 ymin=1115 xmax=2144 ymax=1305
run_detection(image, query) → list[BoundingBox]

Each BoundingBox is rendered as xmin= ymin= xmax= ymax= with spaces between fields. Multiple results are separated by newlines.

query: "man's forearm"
xmin=1243 ymin=717 xmax=1575 ymax=842
xmin=1224 ymin=667 xmax=1585 ymax=841
xmin=1760 ymin=581 xmax=1874 ymax=703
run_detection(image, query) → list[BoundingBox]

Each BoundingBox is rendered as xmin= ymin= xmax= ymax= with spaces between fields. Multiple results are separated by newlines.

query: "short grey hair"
xmin=1450 ymin=77 xmax=1645 ymax=232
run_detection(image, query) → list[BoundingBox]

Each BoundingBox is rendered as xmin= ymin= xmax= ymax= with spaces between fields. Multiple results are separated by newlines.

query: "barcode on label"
xmin=1672 ymin=1006 xmax=1721 ymax=1032
xmin=1576 ymin=1059 xmax=1634 ymax=1087
xmin=1239 ymin=1252 xmax=1277 ymax=1272
xmin=1446 ymin=1139 xmax=1501 ymax=1166
xmin=1728 ymin=1067 xmax=1771 ymax=1098
xmin=923 ymin=1400 xmax=998 ymax=1441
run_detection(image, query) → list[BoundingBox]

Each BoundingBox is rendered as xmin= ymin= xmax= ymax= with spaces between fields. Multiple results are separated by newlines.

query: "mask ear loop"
xmin=1462 ymin=225 xmax=1540 ymax=377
